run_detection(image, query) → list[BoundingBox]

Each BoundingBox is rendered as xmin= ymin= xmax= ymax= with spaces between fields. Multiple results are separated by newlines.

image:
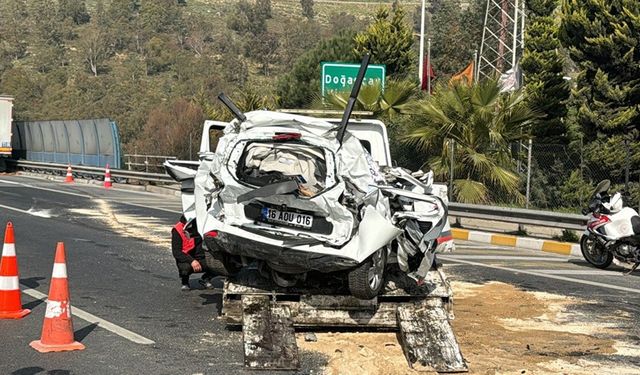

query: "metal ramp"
xmin=222 ymin=266 xmax=468 ymax=372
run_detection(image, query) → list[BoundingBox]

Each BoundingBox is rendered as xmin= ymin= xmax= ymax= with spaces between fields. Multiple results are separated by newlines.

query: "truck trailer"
xmin=0 ymin=96 xmax=14 ymax=171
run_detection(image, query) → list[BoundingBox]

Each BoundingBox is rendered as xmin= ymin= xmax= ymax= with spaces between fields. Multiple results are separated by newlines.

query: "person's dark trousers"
xmin=176 ymin=255 xmax=214 ymax=286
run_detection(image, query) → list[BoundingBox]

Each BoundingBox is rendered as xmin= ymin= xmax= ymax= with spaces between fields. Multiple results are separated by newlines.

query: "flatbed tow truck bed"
xmin=221 ymin=265 xmax=468 ymax=372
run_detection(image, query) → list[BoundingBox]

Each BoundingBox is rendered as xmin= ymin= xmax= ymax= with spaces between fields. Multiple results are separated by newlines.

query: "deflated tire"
xmin=348 ymin=247 xmax=387 ymax=299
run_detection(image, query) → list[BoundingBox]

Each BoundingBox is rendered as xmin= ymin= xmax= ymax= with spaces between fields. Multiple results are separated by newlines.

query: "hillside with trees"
xmin=1 ymin=0 xmax=638 ymax=209
xmin=0 ymin=0 xmax=483 ymax=158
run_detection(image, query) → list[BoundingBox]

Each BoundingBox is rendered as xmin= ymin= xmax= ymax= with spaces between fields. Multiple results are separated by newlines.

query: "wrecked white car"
xmin=166 ymin=108 xmax=454 ymax=299
xmin=166 ymin=55 xmax=452 ymax=299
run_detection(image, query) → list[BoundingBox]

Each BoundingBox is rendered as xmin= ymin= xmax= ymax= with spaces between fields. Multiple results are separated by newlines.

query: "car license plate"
xmin=261 ymin=208 xmax=313 ymax=229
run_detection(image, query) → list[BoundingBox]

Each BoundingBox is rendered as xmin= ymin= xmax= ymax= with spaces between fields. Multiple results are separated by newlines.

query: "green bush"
xmin=558 ymin=170 xmax=593 ymax=209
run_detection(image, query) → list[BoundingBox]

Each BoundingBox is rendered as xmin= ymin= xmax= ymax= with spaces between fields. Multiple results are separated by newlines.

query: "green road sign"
xmin=321 ymin=62 xmax=386 ymax=96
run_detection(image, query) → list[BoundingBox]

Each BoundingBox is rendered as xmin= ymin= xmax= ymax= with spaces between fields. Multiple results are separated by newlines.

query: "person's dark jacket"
xmin=171 ymin=220 xmax=204 ymax=264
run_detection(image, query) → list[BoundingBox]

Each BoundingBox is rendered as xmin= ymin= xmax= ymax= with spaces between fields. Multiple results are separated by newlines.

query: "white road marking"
xmin=106 ymin=197 xmax=172 ymax=203
xmin=0 ymin=203 xmax=53 ymax=218
xmin=110 ymin=201 xmax=181 ymax=214
xmin=22 ymin=288 xmax=155 ymax=345
xmin=0 ymin=178 xmax=92 ymax=198
xmin=455 ymin=245 xmax=512 ymax=250
xmin=440 ymin=256 xmax=640 ymax=295
xmin=0 ymin=178 xmax=181 ymax=214
xmin=17 ymin=174 xmax=181 ymax=201
xmin=444 ymin=255 xmax=572 ymax=262
xmin=527 ymin=269 xmax=622 ymax=276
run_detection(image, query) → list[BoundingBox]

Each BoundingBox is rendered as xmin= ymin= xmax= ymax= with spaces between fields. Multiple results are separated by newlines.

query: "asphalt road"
xmin=0 ymin=174 xmax=639 ymax=374
xmin=0 ymin=175 xmax=251 ymax=375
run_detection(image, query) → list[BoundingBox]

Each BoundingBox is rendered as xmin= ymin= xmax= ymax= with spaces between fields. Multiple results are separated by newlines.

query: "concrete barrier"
xmin=451 ymin=228 xmax=581 ymax=257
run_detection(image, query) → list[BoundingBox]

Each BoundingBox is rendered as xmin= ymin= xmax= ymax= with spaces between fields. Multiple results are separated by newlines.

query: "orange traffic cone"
xmin=30 ymin=242 xmax=85 ymax=353
xmin=64 ymin=164 xmax=74 ymax=183
xmin=103 ymin=163 xmax=112 ymax=188
xmin=0 ymin=222 xmax=30 ymax=319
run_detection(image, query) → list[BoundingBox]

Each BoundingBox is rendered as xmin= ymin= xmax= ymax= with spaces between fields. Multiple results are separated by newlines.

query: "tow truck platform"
xmin=221 ymin=265 xmax=468 ymax=372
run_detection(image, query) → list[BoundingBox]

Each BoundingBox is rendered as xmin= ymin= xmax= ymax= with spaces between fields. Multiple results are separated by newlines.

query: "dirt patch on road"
xmin=69 ymin=199 xmax=171 ymax=246
xmin=450 ymin=281 xmax=620 ymax=374
xmin=297 ymin=281 xmax=638 ymax=375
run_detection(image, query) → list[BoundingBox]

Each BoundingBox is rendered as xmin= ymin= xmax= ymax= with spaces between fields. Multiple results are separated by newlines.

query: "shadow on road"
xmin=198 ymin=293 xmax=222 ymax=314
xmin=568 ymin=258 xmax=640 ymax=276
xmin=74 ymin=322 xmax=98 ymax=342
xmin=22 ymin=298 xmax=45 ymax=311
xmin=11 ymin=367 xmax=70 ymax=375
xmin=20 ymin=276 xmax=45 ymax=289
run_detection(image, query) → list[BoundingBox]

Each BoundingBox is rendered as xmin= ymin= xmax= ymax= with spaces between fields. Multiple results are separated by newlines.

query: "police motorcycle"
xmin=580 ymin=180 xmax=640 ymax=274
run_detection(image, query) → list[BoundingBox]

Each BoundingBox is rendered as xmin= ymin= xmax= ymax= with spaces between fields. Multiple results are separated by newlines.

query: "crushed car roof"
xmin=229 ymin=110 xmax=338 ymax=135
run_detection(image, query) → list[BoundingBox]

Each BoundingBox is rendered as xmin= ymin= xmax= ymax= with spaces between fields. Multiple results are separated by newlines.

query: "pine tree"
xmin=559 ymin=0 xmax=639 ymax=138
xmin=520 ymin=0 xmax=569 ymax=143
xmin=227 ymin=0 xmax=268 ymax=36
xmin=106 ymin=0 xmax=139 ymax=51
xmin=256 ymin=0 xmax=272 ymax=19
xmin=429 ymin=0 xmax=481 ymax=76
xmin=29 ymin=0 xmax=66 ymax=73
xmin=140 ymin=0 xmax=182 ymax=35
xmin=354 ymin=5 xmax=415 ymax=77
xmin=300 ymin=0 xmax=315 ymax=20
xmin=58 ymin=0 xmax=90 ymax=25
xmin=276 ymin=31 xmax=357 ymax=108
xmin=0 ymin=0 xmax=29 ymax=69
xmin=559 ymin=0 xmax=640 ymax=178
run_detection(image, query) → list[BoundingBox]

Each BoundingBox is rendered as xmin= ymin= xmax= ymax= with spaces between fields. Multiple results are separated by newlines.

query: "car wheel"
xmin=204 ymin=250 xmax=241 ymax=277
xmin=348 ymin=247 xmax=387 ymax=300
xmin=580 ymin=235 xmax=613 ymax=269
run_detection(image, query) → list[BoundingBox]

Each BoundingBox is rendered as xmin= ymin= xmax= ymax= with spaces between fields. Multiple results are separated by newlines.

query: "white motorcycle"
xmin=580 ymin=180 xmax=640 ymax=274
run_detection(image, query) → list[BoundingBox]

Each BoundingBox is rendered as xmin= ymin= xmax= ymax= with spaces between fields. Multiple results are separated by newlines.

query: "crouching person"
xmin=172 ymin=216 xmax=215 ymax=291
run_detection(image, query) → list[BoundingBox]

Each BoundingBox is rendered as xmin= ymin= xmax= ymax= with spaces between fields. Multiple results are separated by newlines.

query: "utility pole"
xmin=525 ymin=138 xmax=532 ymax=209
xmin=624 ymin=137 xmax=630 ymax=193
xmin=449 ymin=139 xmax=454 ymax=202
xmin=427 ymin=38 xmax=432 ymax=96
xmin=473 ymin=49 xmax=479 ymax=81
xmin=418 ymin=0 xmax=426 ymax=87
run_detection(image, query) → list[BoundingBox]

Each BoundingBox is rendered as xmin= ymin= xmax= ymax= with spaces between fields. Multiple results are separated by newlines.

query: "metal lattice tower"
xmin=477 ymin=0 xmax=525 ymax=80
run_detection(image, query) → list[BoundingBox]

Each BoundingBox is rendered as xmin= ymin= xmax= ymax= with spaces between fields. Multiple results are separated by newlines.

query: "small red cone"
xmin=30 ymin=242 xmax=85 ymax=353
xmin=104 ymin=164 xmax=112 ymax=188
xmin=64 ymin=165 xmax=74 ymax=183
xmin=0 ymin=222 xmax=30 ymax=319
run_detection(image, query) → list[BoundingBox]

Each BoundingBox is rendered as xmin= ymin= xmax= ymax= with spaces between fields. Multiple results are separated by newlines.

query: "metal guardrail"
xmin=449 ymin=202 xmax=587 ymax=230
xmin=124 ymin=154 xmax=177 ymax=173
xmin=8 ymin=159 xmax=589 ymax=231
xmin=10 ymin=160 xmax=174 ymax=184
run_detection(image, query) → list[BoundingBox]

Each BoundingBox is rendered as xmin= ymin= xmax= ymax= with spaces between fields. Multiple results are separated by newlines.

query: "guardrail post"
xmin=144 ymin=156 xmax=149 ymax=173
xmin=525 ymin=138 xmax=532 ymax=209
xmin=448 ymin=139 xmax=454 ymax=202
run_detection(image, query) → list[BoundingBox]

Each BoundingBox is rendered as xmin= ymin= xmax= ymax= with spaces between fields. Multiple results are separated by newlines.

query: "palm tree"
xmin=318 ymin=79 xmax=417 ymax=120
xmin=403 ymin=79 xmax=538 ymax=204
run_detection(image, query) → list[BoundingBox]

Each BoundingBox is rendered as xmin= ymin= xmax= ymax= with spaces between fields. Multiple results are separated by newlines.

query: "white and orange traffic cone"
xmin=103 ymin=163 xmax=112 ymax=188
xmin=30 ymin=242 xmax=85 ymax=353
xmin=0 ymin=222 xmax=30 ymax=319
xmin=64 ymin=164 xmax=74 ymax=183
